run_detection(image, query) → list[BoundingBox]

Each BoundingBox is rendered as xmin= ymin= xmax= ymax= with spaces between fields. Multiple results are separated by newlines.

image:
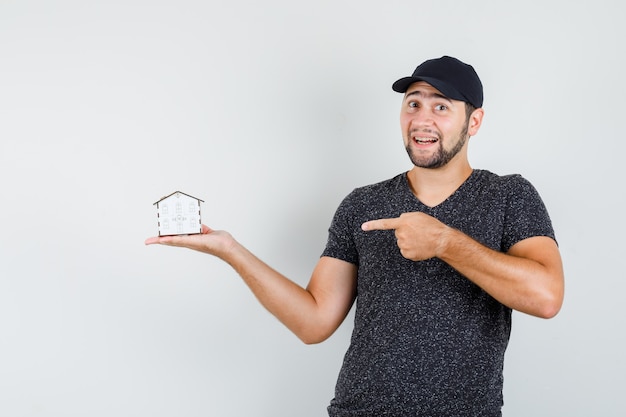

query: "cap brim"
xmin=392 ymin=76 xmax=466 ymax=103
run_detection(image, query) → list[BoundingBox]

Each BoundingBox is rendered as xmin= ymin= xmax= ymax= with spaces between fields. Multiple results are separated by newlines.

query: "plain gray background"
xmin=1 ymin=0 xmax=623 ymax=416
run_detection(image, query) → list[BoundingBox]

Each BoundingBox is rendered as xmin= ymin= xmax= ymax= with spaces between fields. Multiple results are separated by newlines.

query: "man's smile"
xmin=413 ymin=136 xmax=439 ymax=145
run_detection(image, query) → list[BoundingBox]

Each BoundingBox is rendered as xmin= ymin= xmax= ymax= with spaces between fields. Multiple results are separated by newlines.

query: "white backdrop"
xmin=1 ymin=1 xmax=624 ymax=416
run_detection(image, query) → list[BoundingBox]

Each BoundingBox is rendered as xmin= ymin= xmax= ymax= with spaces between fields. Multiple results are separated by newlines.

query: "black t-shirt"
xmin=323 ymin=170 xmax=556 ymax=417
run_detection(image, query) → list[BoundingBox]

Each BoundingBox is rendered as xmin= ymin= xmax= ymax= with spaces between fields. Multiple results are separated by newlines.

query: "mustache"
xmin=409 ymin=128 xmax=441 ymax=139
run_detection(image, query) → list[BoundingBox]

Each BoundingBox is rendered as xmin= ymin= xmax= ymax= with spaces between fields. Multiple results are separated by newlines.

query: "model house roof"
xmin=153 ymin=191 xmax=205 ymax=205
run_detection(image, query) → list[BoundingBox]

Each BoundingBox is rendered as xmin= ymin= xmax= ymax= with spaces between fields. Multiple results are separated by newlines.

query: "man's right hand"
xmin=145 ymin=224 xmax=236 ymax=259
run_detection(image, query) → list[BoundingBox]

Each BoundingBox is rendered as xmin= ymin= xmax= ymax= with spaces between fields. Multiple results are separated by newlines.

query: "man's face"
xmin=400 ymin=81 xmax=471 ymax=169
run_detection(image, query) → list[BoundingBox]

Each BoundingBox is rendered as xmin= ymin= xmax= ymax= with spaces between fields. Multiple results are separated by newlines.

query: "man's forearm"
xmin=221 ymin=243 xmax=357 ymax=344
xmin=223 ymin=242 xmax=322 ymax=341
xmin=437 ymin=227 xmax=564 ymax=318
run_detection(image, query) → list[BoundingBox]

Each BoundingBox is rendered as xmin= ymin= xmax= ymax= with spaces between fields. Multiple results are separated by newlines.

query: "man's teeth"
xmin=415 ymin=137 xmax=437 ymax=144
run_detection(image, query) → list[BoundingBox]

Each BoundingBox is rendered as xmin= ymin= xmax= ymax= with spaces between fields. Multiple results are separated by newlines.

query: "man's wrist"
xmin=435 ymin=225 xmax=455 ymax=259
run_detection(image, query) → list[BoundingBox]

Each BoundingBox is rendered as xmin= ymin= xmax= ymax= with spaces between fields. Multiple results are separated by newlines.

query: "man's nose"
xmin=410 ymin=109 xmax=435 ymax=127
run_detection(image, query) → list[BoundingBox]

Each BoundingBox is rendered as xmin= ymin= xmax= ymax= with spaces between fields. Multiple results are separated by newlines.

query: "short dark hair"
xmin=465 ymin=102 xmax=477 ymax=122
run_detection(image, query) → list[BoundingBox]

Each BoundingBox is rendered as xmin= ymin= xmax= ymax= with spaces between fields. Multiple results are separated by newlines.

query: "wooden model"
xmin=153 ymin=191 xmax=203 ymax=236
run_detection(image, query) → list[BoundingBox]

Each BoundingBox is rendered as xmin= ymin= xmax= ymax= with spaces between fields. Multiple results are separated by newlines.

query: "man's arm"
xmin=145 ymin=225 xmax=357 ymax=344
xmin=362 ymin=213 xmax=564 ymax=318
xmin=437 ymin=230 xmax=563 ymax=318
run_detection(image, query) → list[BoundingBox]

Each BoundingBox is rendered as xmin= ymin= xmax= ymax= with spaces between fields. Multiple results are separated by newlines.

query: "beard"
xmin=405 ymin=120 xmax=469 ymax=169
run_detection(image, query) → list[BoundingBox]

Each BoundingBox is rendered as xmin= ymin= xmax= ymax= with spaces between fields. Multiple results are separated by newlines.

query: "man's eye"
xmin=435 ymin=104 xmax=448 ymax=111
xmin=408 ymin=102 xmax=418 ymax=108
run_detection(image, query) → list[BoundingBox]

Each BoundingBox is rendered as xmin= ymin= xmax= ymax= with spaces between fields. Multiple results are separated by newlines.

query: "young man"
xmin=145 ymin=56 xmax=564 ymax=416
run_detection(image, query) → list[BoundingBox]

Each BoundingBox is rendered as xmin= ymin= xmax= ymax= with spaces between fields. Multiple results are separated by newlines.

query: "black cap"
xmin=392 ymin=56 xmax=483 ymax=108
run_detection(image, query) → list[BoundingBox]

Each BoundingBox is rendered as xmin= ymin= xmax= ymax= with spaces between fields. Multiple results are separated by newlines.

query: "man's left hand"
xmin=361 ymin=212 xmax=450 ymax=261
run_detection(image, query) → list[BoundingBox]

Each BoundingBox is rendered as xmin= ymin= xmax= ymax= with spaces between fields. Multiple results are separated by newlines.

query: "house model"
xmin=153 ymin=191 xmax=204 ymax=236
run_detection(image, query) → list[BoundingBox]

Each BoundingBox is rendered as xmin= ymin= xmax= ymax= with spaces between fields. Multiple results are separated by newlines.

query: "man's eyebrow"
xmin=404 ymin=90 xmax=452 ymax=103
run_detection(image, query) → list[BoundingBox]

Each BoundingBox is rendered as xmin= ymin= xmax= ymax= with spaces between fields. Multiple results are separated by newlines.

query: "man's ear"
xmin=468 ymin=108 xmax=484 ymax=136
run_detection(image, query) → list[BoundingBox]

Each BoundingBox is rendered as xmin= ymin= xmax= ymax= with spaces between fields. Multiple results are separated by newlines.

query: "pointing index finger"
xmin=362 ymin=217 xmax=400 ymax=231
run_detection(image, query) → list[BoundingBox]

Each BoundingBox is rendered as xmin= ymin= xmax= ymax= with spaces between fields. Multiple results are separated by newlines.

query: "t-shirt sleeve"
xmin=321 ymin=191 xmax=360 ymax=266
xmin=501 ymin=175 xmax=556 ymax=252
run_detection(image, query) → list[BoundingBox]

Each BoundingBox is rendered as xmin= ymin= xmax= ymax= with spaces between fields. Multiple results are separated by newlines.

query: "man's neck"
xmin=406 ymin=162 xmax=473 ymax=208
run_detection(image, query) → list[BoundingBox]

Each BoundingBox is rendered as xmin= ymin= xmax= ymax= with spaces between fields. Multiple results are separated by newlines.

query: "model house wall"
xmin=154 ymin=191 xmax=203 ymax=236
